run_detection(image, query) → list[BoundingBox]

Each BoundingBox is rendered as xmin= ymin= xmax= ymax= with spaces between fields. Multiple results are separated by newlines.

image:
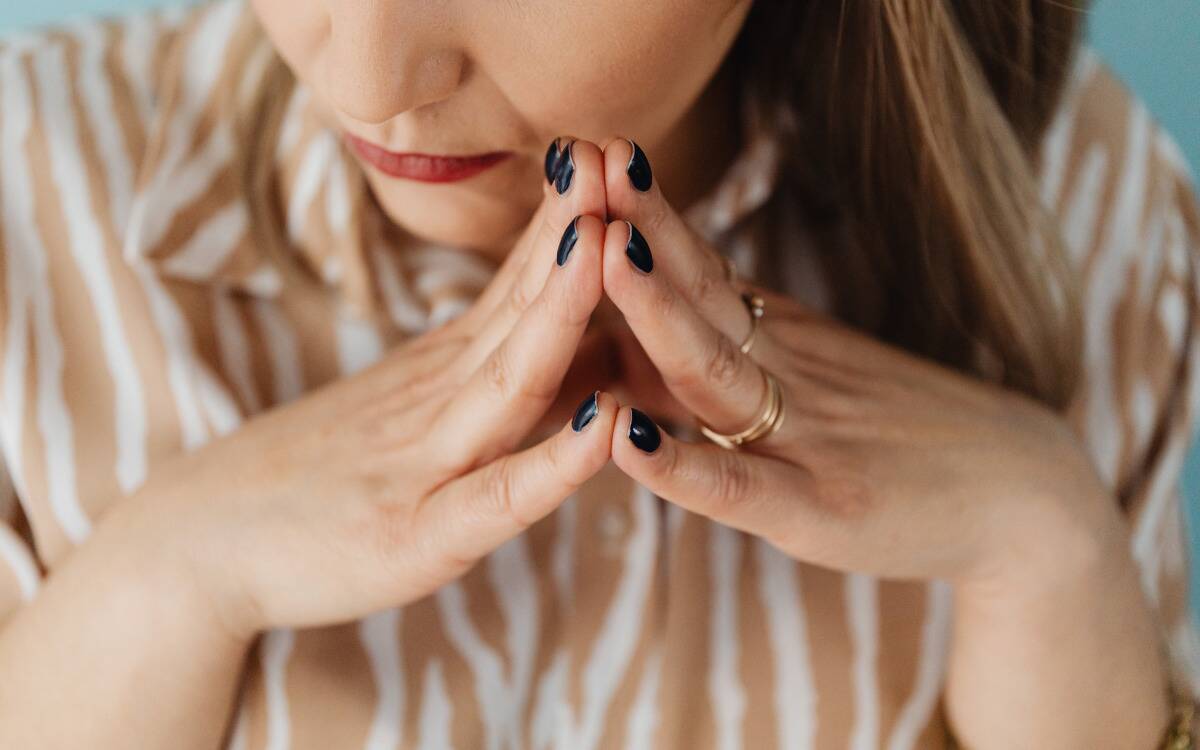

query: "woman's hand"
xmin=112 ymin=138 xmax=621 ymax=638
xmin=593 ymin=137 xmax=1172 ymax=747
xmin=595 ymin=137 xmax=1111 ymax=585
xmin=0 ymin=137 xmax=634 ymax=750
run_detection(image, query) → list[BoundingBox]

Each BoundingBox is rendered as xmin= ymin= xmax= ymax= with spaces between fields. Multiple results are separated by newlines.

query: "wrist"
xmin=946 ymin=490 xmax=1171 ymax=748
xmin=100 ymin=485 xmax=262 ymax=646
xmin=960 ymin=485 xmax=1125 ymax=605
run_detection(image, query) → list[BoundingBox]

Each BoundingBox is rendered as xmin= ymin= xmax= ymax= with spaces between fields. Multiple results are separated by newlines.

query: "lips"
xmin=344 ymin=134 xmax=512 ymax=183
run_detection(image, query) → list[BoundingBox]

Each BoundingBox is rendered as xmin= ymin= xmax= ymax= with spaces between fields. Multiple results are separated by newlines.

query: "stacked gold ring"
xmin=698 ymin=369 xmax=785 ymax=450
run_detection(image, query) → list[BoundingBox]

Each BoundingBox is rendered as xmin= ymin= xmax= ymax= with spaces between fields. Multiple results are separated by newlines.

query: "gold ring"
xmin=697 ymin=368 xmax=786 ymax=450
xmin=738 ymin=292 xmax=765 ymax=355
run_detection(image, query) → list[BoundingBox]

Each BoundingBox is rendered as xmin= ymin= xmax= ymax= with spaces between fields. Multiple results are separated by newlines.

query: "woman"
xmin=0 ymin=0 xmax=1196 ymax=746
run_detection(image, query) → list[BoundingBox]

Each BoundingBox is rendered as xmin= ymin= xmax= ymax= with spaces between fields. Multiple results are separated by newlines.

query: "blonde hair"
xmin=733 ymin=0 xmax=1086 ymax=408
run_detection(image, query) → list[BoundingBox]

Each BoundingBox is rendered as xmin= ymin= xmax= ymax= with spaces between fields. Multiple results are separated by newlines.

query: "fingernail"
xmin=625 ymin=138 xmax=652 ymax=192
xmin=553 ymin=140 xmax=576 ymax=195
xmin=571 ymin=390 xmax=600 ymax=432
xmin=556 ymin=216 xmax=581 ymax=267
xmin=544 ymin=137 xmax=565 ymax=185
xmin=627 ymin=408 xmax=661 ymax=453
xmin=624 ymin=221 xmax=653 ymax=274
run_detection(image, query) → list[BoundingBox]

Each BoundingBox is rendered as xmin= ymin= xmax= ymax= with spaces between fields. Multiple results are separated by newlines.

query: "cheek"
xmin=250 ymin=0 xmax=326 ymax=86
xmin=493 ymin=2 xmax=736 ymax=141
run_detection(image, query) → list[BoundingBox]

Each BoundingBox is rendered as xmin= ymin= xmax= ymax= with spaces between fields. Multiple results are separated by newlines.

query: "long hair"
xmin=230 ymin=0 xmax=1087 ymax=409
xmin=730 ymin=0 xmax=1086 ymax=408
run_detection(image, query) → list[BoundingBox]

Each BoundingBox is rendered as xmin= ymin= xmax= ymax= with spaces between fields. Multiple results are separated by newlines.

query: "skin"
xmin=0 ymin=1 xmax=1171 ymax=748
xmin=253 ymin=0 xmax=750 ymax=261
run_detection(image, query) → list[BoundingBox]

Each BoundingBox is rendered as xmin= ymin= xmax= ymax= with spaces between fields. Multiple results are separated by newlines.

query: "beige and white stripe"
xmin=0 ymin=1 xmax=1198 ymax=747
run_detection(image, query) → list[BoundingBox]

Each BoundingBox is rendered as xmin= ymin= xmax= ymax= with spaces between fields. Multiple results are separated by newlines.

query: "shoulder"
xmin=1040 ymin=45 xmax=1196 ymax=268
xmin=0 ymin=0 xmax=250 ymax=231
xmin=0 ymin=2 xmax=194 ymax=141
xmin=1043 ymin=47 xmax=1200 ymax=500
xmin=0 ymin=0 xmax=254 ymax=289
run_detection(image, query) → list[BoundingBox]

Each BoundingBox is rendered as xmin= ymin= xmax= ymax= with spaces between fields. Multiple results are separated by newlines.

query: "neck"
xmin=647 ymin=57 xmax=743 ymax=217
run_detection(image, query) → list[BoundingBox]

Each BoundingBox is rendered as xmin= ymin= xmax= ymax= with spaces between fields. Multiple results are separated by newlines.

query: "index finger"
xmin=601 ymin=137 xmax=748 ymax=343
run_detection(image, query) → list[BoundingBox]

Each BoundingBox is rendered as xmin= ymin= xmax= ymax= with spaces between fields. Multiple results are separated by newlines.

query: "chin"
xmin=366 ymin=170 xmax=538 ymax=257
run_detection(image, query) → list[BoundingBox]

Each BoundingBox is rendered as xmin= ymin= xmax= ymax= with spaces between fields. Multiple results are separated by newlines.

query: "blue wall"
xmin=2 ymin=1 xmax=1199 ymax=608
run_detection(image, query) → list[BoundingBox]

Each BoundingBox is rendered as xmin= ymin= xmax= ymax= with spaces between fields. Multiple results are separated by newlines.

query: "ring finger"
xmin=602 ymin=218 xmax=788 ymax=444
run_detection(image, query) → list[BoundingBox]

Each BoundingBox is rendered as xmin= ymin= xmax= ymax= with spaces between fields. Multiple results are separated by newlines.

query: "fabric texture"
xmin=0 ymin=1 xmax=1198 ymax=746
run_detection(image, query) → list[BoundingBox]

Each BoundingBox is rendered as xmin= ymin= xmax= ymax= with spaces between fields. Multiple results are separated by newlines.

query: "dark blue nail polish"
xmin=571 ymin=390 xmax=599 ymax=432
xmin=624 ymin=221 xmax=653 ymax=274
xmin=544 ymin=138 xmax=564 ymax=185
xmin=627 ymin=408 xmax=661 ymax=453
xmin=626 ymin=139 xmax=652 ymax=192
xmin=556 ymin=216 xmax=580 ymax=267
xmin=553 ymin=140 xmax=576 ymax=195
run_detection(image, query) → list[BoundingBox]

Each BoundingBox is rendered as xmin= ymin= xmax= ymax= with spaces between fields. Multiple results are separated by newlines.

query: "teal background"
xmin=2 ymin=1 xmax=1199 ymax=611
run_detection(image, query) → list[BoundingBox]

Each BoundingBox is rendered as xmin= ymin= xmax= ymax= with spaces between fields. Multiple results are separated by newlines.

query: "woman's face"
xmin=251 ymin=0 xmax=752 ymax=257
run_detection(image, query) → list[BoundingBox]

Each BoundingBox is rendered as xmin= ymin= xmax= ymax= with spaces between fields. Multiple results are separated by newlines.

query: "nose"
xmin=323 ymin=0 xmax=466 ymax=124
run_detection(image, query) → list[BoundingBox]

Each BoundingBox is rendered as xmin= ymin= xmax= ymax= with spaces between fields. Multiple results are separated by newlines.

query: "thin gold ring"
xmin=738 ymin=292 xmax=765 ymax=355
xmin=697 ymin=368 xmax=786 ymax=450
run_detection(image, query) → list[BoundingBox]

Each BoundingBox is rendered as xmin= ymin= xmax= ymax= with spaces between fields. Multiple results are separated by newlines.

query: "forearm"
xmin=0 ymin=492 xmax=252 ymax=749
xmin=945 ymin=511 xmax=1170 ymax=748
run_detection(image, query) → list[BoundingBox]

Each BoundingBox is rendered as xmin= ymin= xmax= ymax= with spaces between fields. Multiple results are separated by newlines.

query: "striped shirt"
xmin=1 ymin=1 xmax=1198 ymax=747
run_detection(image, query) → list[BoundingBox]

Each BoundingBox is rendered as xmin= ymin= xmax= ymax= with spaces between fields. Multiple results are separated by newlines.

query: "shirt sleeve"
xmin=1115 ymin=149 xmax=1200 ymax=709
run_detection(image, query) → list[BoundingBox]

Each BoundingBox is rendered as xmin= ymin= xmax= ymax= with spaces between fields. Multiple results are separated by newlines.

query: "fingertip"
xmin=598 ymin=134 xmax=624 ymax=151
xmin=627 ymin=406 xmax=663 ymax=454
xmin=611 ymin=405 xmax=665 ymax=467
xmin=601 ymin=217 xmax=626 ymax=276
xmin=576 ymin=219 xmax=607 ymax=303
xmin=558 ymin=138 xmax=606 ymax=209
xmin=562 ymin=389 xmax=617 ymax=471
xmin=603 ymin=136 xmax=656 ymax=210
xmin=601 ymin=218 xmax=663 ymax=333
xmin=601 ymin=137 xmax=634 ymax=189
xmin=547 ymin=215 xmax=604 ymax=324
xmin=573 ymin=214 xmax=607 ymax=255
xmin=569 ymin=389 xmax=601 ymax=433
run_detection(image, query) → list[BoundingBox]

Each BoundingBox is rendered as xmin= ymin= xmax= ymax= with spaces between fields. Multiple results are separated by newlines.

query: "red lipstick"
xmin=344 ymin=134 xmax=512 ymax=183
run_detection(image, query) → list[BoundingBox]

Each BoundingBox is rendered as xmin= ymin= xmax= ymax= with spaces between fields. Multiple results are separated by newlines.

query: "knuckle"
xmin=482 ymin=458 xmax=532 ymax=530
xmin=542 ymin=435 xmax=565 ymax=476
xmin=708 ymin=451 xmax=755 ymax=514
xmin=646 ymin=278 xmax=679 ymax=321
xmin=687 ymin=265 xmax=723 ymax=308
xmin=814 ymin=476 xmax=874 ymax=521
xmin=702 ymin=334 xmax=745 ymax=392
xmin=807 ymin=446 xmax=875 ymax=520
xmin=814 ymin=391 xmax=864 ymax=424
xmin=363 ymin=484 xmax=418 ymax=563
xmin=554 ymin=274 xmax=595 ymax=329
xmin=481 ymin=342 xmax=559 ymax=404
xmin=542 ymin=434 xmax=585 ymax=491
xmin=507 ymin=277 xmax=537 ymax=317
xmin=643 ymin=196 xmax=670 ymax=235
xmin=406 ymin=509 xmax=475 ymax=583
xmin=481 ymin=346 xmax=517 ymax=400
